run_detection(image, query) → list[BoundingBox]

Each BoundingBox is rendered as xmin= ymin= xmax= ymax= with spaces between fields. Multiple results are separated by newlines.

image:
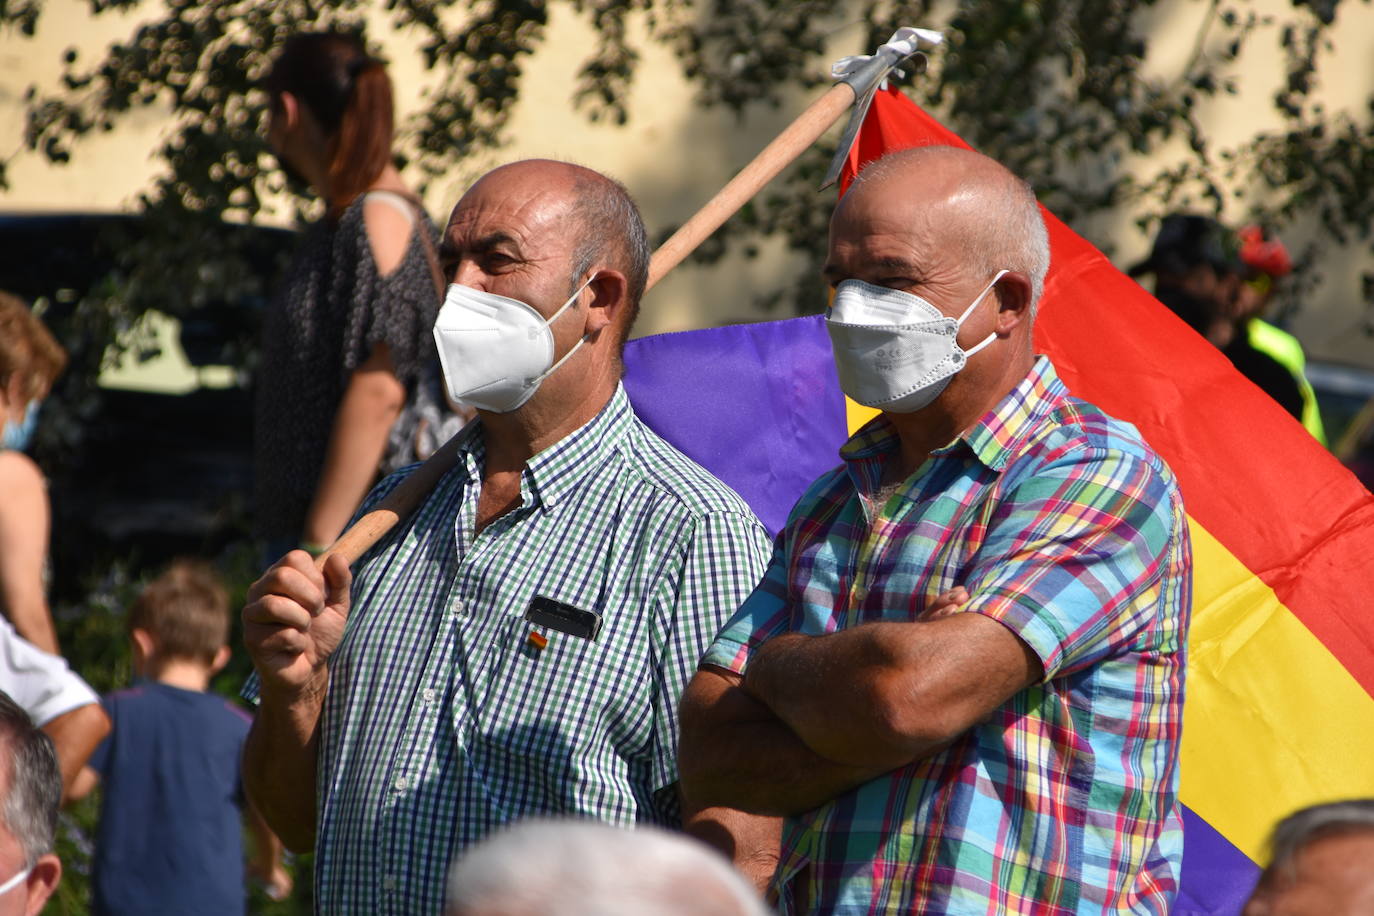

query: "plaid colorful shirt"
xmin=703 ymin=356 xmax=1191 ymax=915
xmin=312 ymin=386 xmax=770 ymax=913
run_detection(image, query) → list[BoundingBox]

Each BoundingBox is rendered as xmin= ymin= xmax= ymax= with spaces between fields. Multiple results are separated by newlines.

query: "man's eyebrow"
xmin=867 ymin=256 xmax=923 ymax=276
xmin=439 ymin=231 xmax=523 ymax=259
xmin=821 ymin=255 xmax=923 ymax=281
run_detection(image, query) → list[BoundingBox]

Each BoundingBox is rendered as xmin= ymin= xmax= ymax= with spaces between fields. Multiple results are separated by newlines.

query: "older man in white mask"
xmin=241 ymin=159 xmax=771 ymax=915
xmin=679 ymin=145 xmax=1193 ymax=915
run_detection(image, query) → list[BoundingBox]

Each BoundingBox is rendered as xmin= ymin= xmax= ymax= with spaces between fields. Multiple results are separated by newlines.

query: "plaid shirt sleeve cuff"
xmin=965 ymin=591 xmax=1071 ymax=678
xmin=699 ymin=635 xmax=752 ymax=674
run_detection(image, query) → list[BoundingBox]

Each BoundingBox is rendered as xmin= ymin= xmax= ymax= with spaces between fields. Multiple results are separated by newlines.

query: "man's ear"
xmin=993 ymin=271 xmax=1034 ymax=335
xmin=583 ymin=270 xmax=630 ymax=339
xmin=24 ymin=853 xmax=61 ymax=915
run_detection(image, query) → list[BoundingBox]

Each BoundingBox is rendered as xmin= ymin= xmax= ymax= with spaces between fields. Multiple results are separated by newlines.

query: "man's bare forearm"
xmin=682 ymin=803 xmax=782 ymax=894
xmin=242 ymin=679 xmax=326 ymax=853
xmin=743 ymin=629 xmax=925 ymax=769
xmin=678 ymin=668 xmax=885 ymax=817
xmin=43 ymin=702 xmax=109 ymax=802
xmin=746 ymin=618 xmax=1040 ymax=769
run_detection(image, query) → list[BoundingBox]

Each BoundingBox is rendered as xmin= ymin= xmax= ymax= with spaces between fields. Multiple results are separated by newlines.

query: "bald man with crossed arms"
xmin=680 ymin=146 xmax=1192 ymax=915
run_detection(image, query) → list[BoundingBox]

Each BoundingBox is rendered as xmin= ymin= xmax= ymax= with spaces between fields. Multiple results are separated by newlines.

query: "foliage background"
xmin=1 ymin=0 xmax=1371 ymax=910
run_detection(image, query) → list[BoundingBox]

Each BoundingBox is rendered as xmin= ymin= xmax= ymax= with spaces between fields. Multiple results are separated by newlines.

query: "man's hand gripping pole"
xmin=316 ymin=27 xmax=944 ymax=572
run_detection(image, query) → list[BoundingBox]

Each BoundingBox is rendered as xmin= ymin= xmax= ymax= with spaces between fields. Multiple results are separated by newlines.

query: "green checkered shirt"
xmin=314 ymin=386 xmax=770 ymax=913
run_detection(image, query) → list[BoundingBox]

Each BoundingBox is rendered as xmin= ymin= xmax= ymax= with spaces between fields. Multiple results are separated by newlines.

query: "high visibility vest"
xmin=1248 ymin=319 xmax=1327 ymax=445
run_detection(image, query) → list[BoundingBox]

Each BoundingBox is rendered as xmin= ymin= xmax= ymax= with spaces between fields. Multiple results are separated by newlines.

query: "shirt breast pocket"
xmin=466 ymin=592 xmax=635 ymax=819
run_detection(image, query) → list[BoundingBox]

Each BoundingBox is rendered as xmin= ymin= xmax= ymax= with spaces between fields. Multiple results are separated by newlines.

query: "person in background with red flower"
xmin=1235 ymin=225 xmax=1327 ymax=444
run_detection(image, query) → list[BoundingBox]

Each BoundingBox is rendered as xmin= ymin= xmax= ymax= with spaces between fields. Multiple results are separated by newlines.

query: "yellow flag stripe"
xmin=1181 ymin=519 xmax=1374 ymax=860
xmin=845 ymin=397 xmax=879 ymax=435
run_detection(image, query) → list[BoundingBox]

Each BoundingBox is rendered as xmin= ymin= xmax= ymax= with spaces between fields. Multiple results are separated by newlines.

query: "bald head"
xmin=839 ymin=146 xmax=1050 ymax=313
xmin=465 ymin=160 xmax=649 ymax=340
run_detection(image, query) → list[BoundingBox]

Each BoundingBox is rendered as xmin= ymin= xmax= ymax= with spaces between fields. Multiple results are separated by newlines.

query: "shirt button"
xmin=422 ymin=688 xmax=436 ymax=704
xmin=452 ymin=599 xmax=466 ymax=616
xmin=382 ymin=876 xmax=397 ymax=892
xmin=853 ymin=585 xmax=868 ymax=602
xmin=394 ymin=775 xmax=409 ymax=791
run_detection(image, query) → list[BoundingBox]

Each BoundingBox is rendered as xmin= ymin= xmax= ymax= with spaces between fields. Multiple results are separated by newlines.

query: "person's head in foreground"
xmin=433 ymin=159 xmax=649 ymax=417
xmin=1242 ymin=799 xmax=1374 ymax=916
xmin=824 ymin=144 xmax=1048 ymax=428
xmin=0 ymin=692 xmax=62 ymax=915
xmin=445 ymin=820 xmax=769 ymax=916
xmin=0 ymin=293 xmax=66 ymax=454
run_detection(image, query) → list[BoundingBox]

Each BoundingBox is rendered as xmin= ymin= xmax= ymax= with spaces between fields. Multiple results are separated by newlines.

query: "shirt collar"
xmin=454 ymin=384 xmax=635 ymax=510
xmin=960 ymin=355 xmax=1064 ymax=471
xmin=840 ymin=355 xmax=1065 ymax=473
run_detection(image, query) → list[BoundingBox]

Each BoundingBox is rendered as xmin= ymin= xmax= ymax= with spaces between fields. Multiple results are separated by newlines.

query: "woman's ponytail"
xmin=267 ymin=32 xmax=396 ymax=217
xmin=326 ymin=59 xmax=394 ymax=215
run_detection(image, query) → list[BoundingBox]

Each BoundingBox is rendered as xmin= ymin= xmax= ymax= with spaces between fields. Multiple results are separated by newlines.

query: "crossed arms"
xmin=678 ymin=608 xmax=1042 ymax=819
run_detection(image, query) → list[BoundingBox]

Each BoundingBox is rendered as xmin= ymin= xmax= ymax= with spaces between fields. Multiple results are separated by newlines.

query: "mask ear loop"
xmin=956 ymin=269 xmax=1010 ymax=358
xmin=526 ymin=274 xmax=596 ymax=385
xmin=0 ymin=866 xmax=31 ymax=895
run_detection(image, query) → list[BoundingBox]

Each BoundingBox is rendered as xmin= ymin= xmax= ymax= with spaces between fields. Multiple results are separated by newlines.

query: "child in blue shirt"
xmin=71 ymin=560 xmax=289 ymax=915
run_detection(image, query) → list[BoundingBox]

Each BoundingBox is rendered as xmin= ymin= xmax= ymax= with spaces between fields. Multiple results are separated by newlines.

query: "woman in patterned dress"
xmin=256 ymin=31 xmax=452 ymax=557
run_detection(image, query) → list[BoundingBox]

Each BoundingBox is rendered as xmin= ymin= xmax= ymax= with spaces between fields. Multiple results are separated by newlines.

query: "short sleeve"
xmin=339 ymin=206 xmax=440 ymax=386
xmin=647 ymin=511 xmax=770 ymax=805
xmin=961 ymin=447 xmax=1185 ymax=679
xmin=0 ymin=617 xmax=100 ymax=726
xmin=697 ymin=531 xmax=792 ymax=676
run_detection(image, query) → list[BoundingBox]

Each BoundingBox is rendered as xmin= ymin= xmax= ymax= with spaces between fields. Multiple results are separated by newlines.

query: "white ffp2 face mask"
xmin=825 ymin=270 xmax=1008 ymax=413
xmin=432 ymin=278 xmax=593 ymax=413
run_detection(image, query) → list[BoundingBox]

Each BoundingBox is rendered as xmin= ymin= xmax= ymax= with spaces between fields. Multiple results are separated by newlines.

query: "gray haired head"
xmin=0 ymin=691 xmax=62 ymax=867
xmin=446 ymin=819 xmax=770 ymax=916
xmin=1264 ymin=798 xmax=1374 ymax=881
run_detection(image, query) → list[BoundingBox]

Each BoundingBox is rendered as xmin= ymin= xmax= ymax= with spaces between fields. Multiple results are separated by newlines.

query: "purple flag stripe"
xmin=625 ymin=315 xmax=848 ymax=535
xmin=1178 ymin=805 xmax=1261 ymax=915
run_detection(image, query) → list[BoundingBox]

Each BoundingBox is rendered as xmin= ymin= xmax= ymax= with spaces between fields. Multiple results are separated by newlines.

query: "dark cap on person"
xmin=1128 ymin=213 xmax=1243 ymax=278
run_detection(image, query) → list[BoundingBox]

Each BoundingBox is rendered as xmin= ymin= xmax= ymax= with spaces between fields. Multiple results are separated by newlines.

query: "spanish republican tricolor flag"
xmin=623 ymin=87 xmax=1374 ymax=915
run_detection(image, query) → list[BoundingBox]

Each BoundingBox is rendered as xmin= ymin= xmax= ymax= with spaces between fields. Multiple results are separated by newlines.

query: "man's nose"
xmin=449 ymin=260 xmax=488 ymax=290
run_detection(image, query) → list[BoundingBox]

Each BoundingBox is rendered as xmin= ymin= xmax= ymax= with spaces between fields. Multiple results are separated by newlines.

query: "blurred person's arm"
xmin=42 ymin=702 xmax=110 ymax=803
xmin=0 ymin=451 xmax=61 ymax=653
xmin=300 ymin=195 xmax=418 ymax=549
xmin=300 ymin=343 xmax=404 ymax=548
xmin=245 ymin=800 xmax=294 ymax=901
xmin=68 ymin=764 xmax=99 ymax=802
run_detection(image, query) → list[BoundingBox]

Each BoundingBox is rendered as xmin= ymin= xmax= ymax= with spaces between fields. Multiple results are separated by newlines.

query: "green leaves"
xmin=5 ymin=0 xmax=1371 ymax=332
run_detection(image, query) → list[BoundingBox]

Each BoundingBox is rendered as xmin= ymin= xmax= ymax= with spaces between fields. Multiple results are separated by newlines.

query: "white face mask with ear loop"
xmin=0 ymin=865 xmax=30 ymax=896
xmin=432 ymin=276 xmax=594 ymax=414
xmin=826 ymin=269 xmax=1009 ymax=413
